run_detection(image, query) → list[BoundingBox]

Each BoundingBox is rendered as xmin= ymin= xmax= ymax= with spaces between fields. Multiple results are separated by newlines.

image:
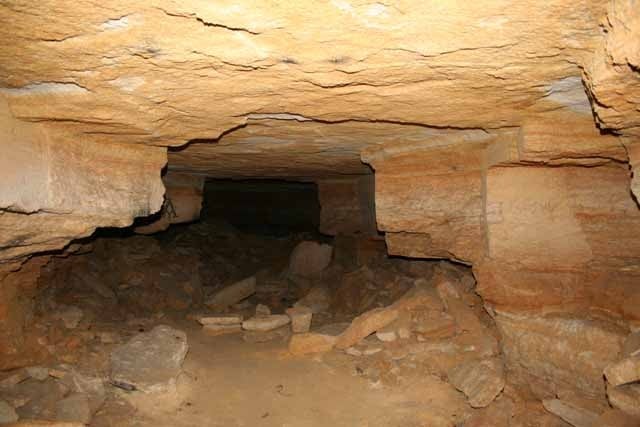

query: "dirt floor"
xmin=92 ymin=317 xmax=464 ymax=427
xmin=0 ymin=219 xmax=574 ymax=427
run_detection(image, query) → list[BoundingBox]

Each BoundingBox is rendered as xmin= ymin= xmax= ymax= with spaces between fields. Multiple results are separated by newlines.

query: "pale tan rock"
xmin=335 ymin=307 xmax=399 ymax=350
xmin=255 ymin=304 xmax=271 ymax=317
xmin=242 ymin=315 xmax=290 ymax=332
xmin=135 ymin=172 xmax=204 ymax=234
xmin=285 ymin=306 xmax=313 ymax=333
xmin=541 ymin=399 xmax=599 ymax=427
xmin=448 ymin=357 xmax=505 ymax=408
xmin=197 ymin=315 xmax=243 ymax=326
xmin=288 ymin=333 xmax=337 ymax=356
xmin=375 ymin=329 xmax=397 ymax=343
xmin=205 ymin=276 xmax=256 ymax=310
xmin=607 ymin=384 xmax=640 ymax=418
xmin=496 ymin=311 xmax=626 ymax=399
xmin=604 ymin=356 xmax=640 ymax=387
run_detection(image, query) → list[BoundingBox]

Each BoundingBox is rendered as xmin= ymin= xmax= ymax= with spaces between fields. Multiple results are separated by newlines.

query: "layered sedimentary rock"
xmin=0 ymin=98 xmax=166 ymax=264
xmin=362 ymin=111 xmax=640 ymax=407
xmin=1 ymin=0 xmax=640 ymax=418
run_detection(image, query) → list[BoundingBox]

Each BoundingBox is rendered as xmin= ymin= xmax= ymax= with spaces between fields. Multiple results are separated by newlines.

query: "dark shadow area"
xmin=203 ymin=179 xmax=321 ymax=237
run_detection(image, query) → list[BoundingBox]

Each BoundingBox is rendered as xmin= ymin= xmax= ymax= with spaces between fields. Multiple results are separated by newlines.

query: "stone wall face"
xmin=0 ymin=98 xmax=167 ymax=264
xmin=317 ymin=176 xmax=376 ymax=236
xmin=362 ymin=112 xmax=640 ymax=401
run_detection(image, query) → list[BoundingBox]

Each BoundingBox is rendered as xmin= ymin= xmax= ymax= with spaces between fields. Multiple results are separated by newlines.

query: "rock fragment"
xmin=288 ymin=241 xmax=332 ymax=278
xmin=448 ymin=357 xmax=505 ymax=408
xmin=604 ymin=355 xmax=640 ymax=386
xmin=242 ymin=315 xmax=290 ymax=332
xmin=205 ymin=276 xmax=256 ymax=310
xmin=110 ymin=325 xmax=188 ymax=393
xmin=197 ymin=315 xmax=243 ymax=326
xmin=286 ymin=306 xmax=313 ymax=333
xmin=335 ymin=307 xmax=399 ymax=349
xmin=255 ymin=304 xmax=271 ymax=317
xmin=607 ymin=383 xmax=640 ymax=418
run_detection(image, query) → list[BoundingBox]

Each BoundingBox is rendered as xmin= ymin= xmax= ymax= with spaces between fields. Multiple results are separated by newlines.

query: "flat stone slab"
xmin=110 ymin=325 xmax=188 ymax=393
xmin=205 ymin=276 xmax=256 ymax=310
xmin=197 ymin=315 xmax=243 ymax=326
xmin=335 ymin=307 xmax=399 ymax=349
xmin=202 ymin=324 xmax=242 ymax=336
xmin=242 ymin=315 xmax=290 ymax=332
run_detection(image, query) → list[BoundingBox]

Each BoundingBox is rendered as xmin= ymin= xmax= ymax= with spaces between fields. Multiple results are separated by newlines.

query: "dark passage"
xmin=204 ymin=179 xmax=320 ymax=236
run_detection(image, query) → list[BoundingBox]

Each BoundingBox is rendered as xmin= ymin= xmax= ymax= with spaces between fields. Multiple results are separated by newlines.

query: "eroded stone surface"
xmin=335 ymin=307 xmax=399 ymax=350
xmin=448 ymin=357 xmax=505 ymax=408
xmin=205 ymin=276 xmax=256 ymax=310
xmin=110 ymin=325 xmax=188 ymax=393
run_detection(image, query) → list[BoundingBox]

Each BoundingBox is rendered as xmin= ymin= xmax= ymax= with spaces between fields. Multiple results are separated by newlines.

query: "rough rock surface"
xmin=55 ymin=393 xmax=92 ymax=424
xmin=110 ymin=325 xmax=188 ymax=393
xmin=288 ymin=241 xmax=333 ymax=278
xmin=242 ymin=314 xmax=290 ymax=332
xmin=0 ymin=399 xmax=18 ymax=423
xmin=205 ymin=276 xmax=256 ymax=310
xmin=448 ymin=358 xmax=505 ymax=408
xmin=288 ymin=333 xmax=337 ymax=356
xmin=496 ymin=311 xmax=626 ymax=399
xmin=335 ymin=307 xmax=399 ymax=350
xmin=0 ymin=2 xmax=639 ymax=420
xmin=542 ymin=399 xmax=599 ymax=427
xmin=604 ymin=356 xmax=640 ymax=387
xmin=607 ymin=384 xmax=640 ymax=418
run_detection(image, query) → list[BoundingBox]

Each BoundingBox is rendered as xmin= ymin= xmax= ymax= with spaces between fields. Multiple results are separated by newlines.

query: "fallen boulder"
xmin=288 ymin=241 xmax=332 ymax=278
xmin=110 ymin=325 xmax=188 ymax=393
xmin=205 ymin=276 xmax=256 ymax=310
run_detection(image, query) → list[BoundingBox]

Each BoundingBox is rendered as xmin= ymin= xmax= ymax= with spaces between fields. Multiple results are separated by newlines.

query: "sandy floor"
xmin=92 ymin=319 xmax=461 ymax=427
